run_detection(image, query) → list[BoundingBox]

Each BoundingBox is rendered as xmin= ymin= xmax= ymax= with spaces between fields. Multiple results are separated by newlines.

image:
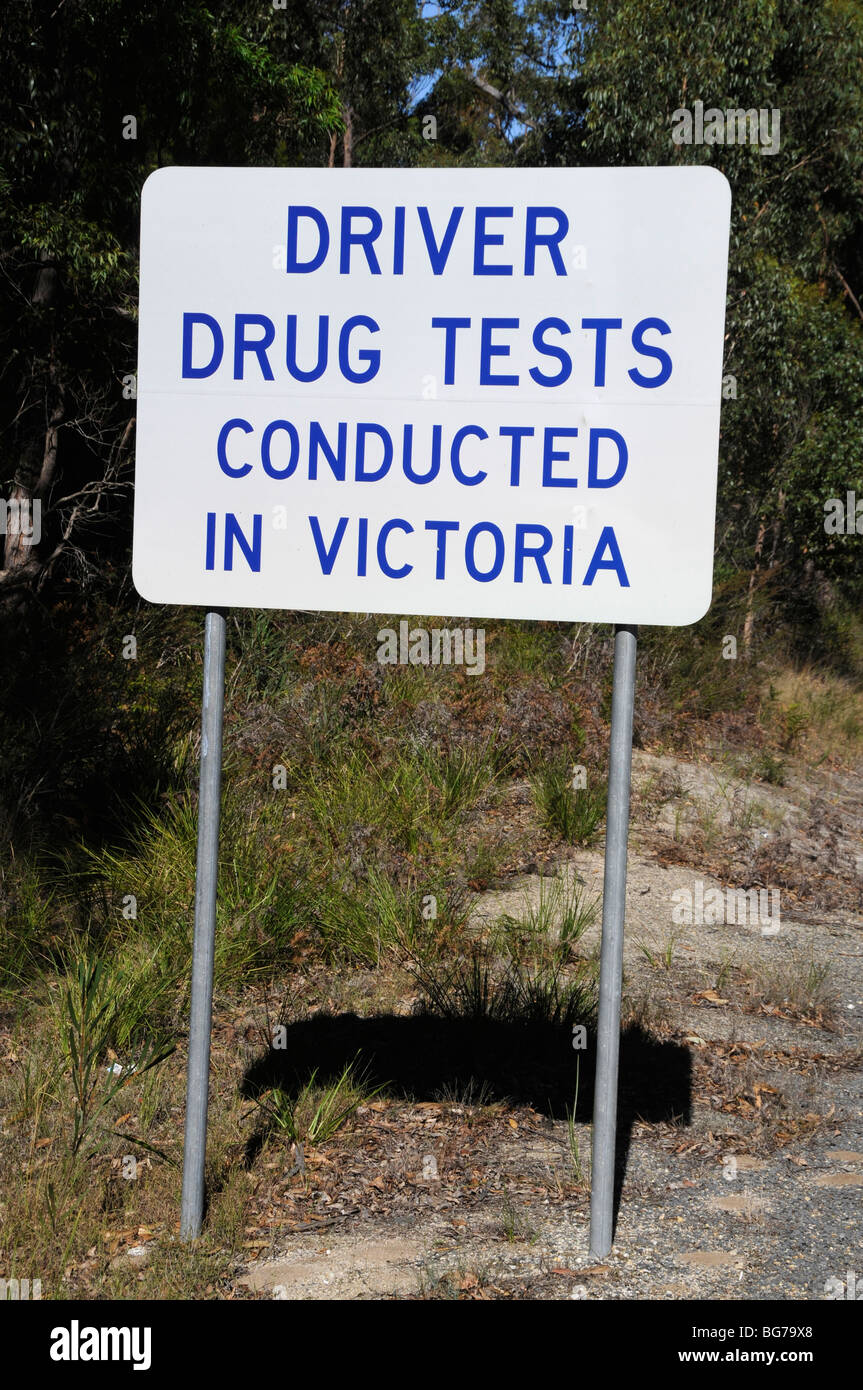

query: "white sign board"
xmin=134 ymin=166 xmax=730 ymax=623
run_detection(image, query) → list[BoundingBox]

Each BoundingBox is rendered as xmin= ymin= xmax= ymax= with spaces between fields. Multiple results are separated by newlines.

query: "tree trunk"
xmin=742 ymin=518 xmax=767 ymax=656
xmin=342 ymin=105 xmax=353 ymax=167
xmin=0 ymin=257 xmax=64 ymax=603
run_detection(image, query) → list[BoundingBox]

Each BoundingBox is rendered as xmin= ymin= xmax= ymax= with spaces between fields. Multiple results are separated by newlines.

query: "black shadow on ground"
xmin=239 ymin=1012 xmax=692 ymax=1238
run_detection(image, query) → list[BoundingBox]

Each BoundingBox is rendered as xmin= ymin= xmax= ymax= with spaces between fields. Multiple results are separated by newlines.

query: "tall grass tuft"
xmin=250 ymin=1056 xmax=382 ymax=1147
xmin=58 ymin=953 xmax=174 ymax=1156
xmin=414 ymin=949 xmax=596 ymax=1032
xmin=494 ymin=873 xmax=598 ymax=968
xmin=55 ymin=792 xmax=309 ymax=1024
xmin=531 ymin=758 xmax=605 ymax=845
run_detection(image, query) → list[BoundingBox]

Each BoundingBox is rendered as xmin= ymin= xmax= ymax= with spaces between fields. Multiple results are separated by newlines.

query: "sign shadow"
xmin=238 ymin=1011 xmax=691 ymax=1236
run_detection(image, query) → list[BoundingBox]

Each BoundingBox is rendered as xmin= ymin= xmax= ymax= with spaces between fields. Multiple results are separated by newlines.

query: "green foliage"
xmin=304 ymin=734 xmax=504 ymax=863
xmin=531 ymin=759 xmax=606 ymax=845
xmin=0 ymin=854 xmax=54 ymax=999
xmin=417 ymin=736 xmax=508 ymax=818
xmin=278 ymin=0 xmax=426 ymax=166
xmin=570 ymin=0 xmax=863 ymax=612
xmin=752 ymin=748 xmax=787 ymax=785
xmin=250 ymin=1056 xmax=381 ymax=1147
xmin=494 ymin=873 xmax=598 ymax=969
xmin=0 ymin=0 xmax=343 ymax=592
xmin=59 ymin=954 xmax=174 ymax=1156
xmin=416 ymin=947 xmax=596 ymax=1032
xmin=313 ymin=869 xmax=424 ymax=965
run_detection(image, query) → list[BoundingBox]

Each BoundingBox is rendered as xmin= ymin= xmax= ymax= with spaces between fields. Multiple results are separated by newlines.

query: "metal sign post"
xmin=180 ymin=608 xmax=227 ymax=1240
xmin=590 ymin=623 xmax=637 ymax=1258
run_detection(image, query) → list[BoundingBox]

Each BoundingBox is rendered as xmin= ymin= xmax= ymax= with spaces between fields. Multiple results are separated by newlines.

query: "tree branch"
xmin=468 ymin=72 xmax=536 ymax=129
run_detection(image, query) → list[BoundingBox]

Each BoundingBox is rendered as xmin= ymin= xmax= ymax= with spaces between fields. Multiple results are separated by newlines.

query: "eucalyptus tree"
xmin=0 ymin=0 xmax=340 ymax=602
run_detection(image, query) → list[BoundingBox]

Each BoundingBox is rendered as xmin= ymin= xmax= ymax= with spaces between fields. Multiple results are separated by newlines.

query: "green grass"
xmin=47 ymin=791 xmax=308 ymax=1035
xmin=567 ymin=1056 xmax=586 ymax=1185
xmin=488 ymin=621 xmax=566 ymax=679
xmin=752 ymin=749 xmax=787 ymax=785
xmin=5 ymin=589 xmax=860 ymax=1298
xmin=494 ymin=872 xmax=598 ymax=968
xmin=463 ymin=836 xmax=511 ymax=889
xmin=635 ymin=928 xmax=681 ymax=972
xmin=57 ymin=953 xmax=174 ymax=1156
xmin=0 ymin=851 xmax=56 ymax=998
xmin=249 ymin=1056 xmax=381 ymax=1148
xmin=501 ymin=1187 xmax=538 ymax=1244
xmin=312 ymin=870 xmax=470 ymax=966
xmin=530 ymin=758 xmax=605 ymax=845
xmin=417 ymin=737 xmax=505 ymax=819
xmin=414 ymin=948 xmax=596 ymax=1032
xmin=305 ymin=735 xmax=506 ymax=861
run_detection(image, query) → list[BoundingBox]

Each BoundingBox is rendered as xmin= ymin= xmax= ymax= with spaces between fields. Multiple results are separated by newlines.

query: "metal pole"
xmin=589 ymin=623 xmax=637 ymax=1258
xmin=180 ymin=609 xmax=227 ymax=1240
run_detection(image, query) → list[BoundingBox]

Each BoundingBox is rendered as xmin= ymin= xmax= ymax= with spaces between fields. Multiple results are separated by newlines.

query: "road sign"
xmin=134 ymin=166 xmax=730 ymax=623
xmin=137 ymin=167 xmax=732 ymax=1245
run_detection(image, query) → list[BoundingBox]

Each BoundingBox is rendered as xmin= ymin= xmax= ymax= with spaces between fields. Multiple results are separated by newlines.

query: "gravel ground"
xmin=236 ymin=751 xmax=863 ymax=1300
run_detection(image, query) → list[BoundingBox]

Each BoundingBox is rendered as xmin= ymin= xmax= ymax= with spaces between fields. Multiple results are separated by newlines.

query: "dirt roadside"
xmin=234 ymin=750 xmax=863 ymax=1300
